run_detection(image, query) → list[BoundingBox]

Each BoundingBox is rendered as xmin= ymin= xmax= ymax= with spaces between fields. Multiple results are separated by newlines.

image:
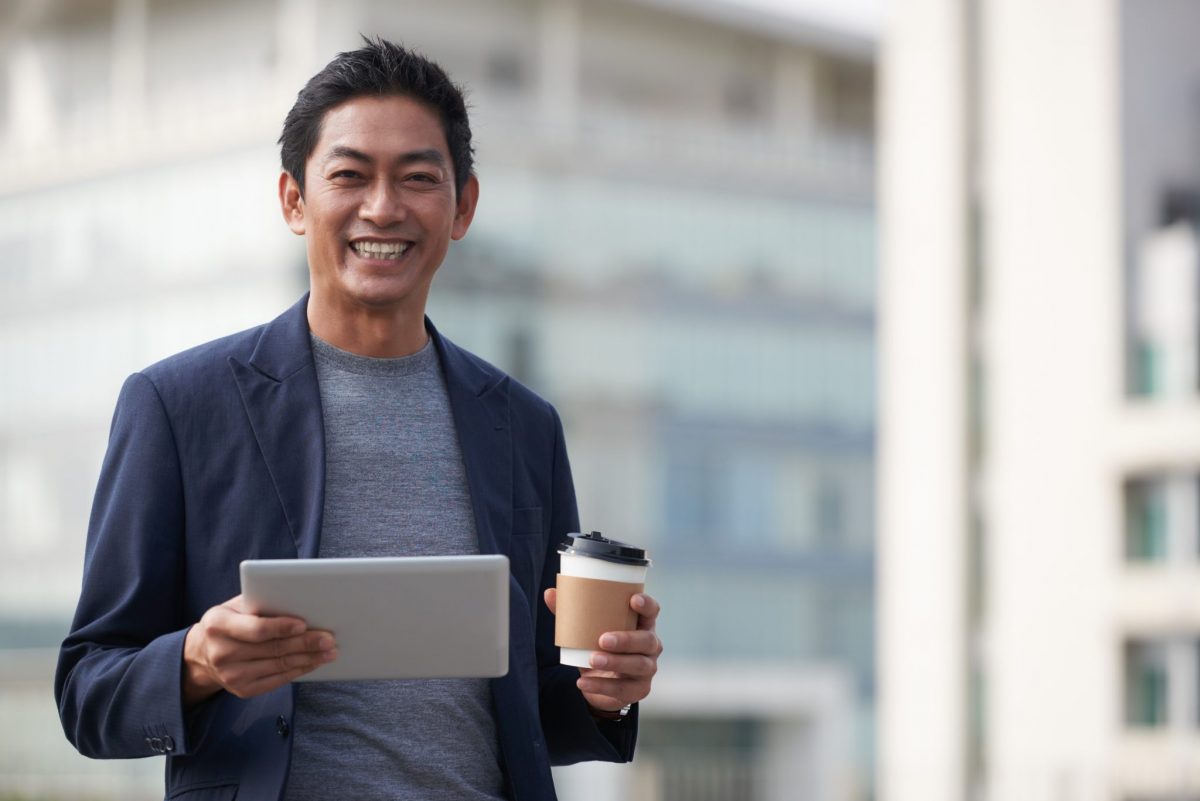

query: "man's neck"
xmin=306 ymin=295 xmax=429 ymax=358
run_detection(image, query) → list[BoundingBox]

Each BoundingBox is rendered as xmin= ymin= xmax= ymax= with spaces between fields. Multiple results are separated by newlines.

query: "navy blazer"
xmin=55 ymin=295 xmax=636 ymax=801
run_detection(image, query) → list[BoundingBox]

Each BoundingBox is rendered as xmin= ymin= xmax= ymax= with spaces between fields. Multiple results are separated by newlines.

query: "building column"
xmin=878 ymin=0 xmax=970 ymax=798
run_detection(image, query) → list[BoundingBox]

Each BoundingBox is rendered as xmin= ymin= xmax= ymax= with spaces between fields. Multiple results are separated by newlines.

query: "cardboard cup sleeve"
xmin=554 ymin=574 xmax=644 ymax=651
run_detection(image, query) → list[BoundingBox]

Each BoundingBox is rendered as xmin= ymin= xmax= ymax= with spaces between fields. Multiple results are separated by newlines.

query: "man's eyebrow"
xmin=321 ymin=146 xmax=447 ymax=168
xmin=396 ymin=148 xmax=447 ymax=168
xmin=322 ymin=145 xmax=372 ymax=167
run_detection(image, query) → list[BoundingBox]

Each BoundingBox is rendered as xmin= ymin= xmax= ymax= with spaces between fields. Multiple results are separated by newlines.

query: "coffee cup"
xmin=554 ymin=531 xmax=651 ymax=668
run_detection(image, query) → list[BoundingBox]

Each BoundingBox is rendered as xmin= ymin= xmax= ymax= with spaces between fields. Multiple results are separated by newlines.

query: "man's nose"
xmin=358 ymin=179 xmax=407 ymax=226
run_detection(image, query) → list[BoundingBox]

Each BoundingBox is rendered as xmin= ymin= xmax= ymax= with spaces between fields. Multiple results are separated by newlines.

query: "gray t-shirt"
xmin=282 ymin=334 xmax=506 ymax=801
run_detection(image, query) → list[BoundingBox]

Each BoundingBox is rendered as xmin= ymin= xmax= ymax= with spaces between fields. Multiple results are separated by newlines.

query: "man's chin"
xmin=321 ymin=276 xmax=430 ymax=313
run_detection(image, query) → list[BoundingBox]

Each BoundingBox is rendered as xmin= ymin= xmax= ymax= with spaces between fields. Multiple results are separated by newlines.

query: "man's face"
xmin=279 ymin=94 xmax=478 ymax=314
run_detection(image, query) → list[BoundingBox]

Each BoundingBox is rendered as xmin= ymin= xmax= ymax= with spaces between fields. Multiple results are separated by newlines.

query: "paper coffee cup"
xmin=554 ymin=531 xmax=651 ymax=668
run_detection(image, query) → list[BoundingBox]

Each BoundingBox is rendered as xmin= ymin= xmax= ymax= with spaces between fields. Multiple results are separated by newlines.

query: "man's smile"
xmin=348 ymin=239 xmax=412 ymax=261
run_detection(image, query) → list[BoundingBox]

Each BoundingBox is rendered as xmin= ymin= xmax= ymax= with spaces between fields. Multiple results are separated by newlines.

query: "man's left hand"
xmin=543 ymin=589 xmax=663 ymax=715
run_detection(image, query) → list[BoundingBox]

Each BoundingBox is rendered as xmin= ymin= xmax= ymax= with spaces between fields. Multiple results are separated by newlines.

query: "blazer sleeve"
xmin=55 ymin=372 xmax=194 ymax=759
xmin=536 ymin=407 xmax=639 ymax=766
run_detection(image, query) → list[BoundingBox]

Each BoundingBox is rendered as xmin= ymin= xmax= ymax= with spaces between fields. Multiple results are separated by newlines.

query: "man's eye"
xmin=331 ymin=170 xmax=362 ymax=180
xmin=406 ymin=173 xmax=438 ymax=184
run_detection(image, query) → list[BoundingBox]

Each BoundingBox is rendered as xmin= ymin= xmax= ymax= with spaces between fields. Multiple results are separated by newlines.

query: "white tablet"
xmin=239 ymin=555 xmax=509 ymax=681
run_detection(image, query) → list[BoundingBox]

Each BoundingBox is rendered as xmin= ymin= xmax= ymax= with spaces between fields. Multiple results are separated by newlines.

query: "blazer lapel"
xmin=229 ymin=295 xmax=326 ymax=559
xmin=430 ymin=320 xmax=512 ymax=559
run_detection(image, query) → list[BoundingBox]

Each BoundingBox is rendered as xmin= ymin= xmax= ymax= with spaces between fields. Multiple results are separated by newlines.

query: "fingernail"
xmin=290 ymin=622 xmax=305 ymax=635
xmin=600 ymin=634 xmax=618 ymax=649
xmin=322 ymin=649 xmax=338 ymax=662
xmin=590 ymin=653 xmax=608 ymax=668
xmin=633 ymin=595 xmax=645 ymax=608
xmin=318 ymin=636 xmax=335 ymax=651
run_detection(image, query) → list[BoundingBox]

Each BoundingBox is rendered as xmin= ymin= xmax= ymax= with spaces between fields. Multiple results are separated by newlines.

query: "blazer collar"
xmin=428 ymin=318 xmax=513 ymax=559
xmin=230 ymin=295 xmax=325 ymax=558
xmin=246 ymin=294 xmax=315 ymax=381
xmin=232 ymin=295 xmax=513 ymax=560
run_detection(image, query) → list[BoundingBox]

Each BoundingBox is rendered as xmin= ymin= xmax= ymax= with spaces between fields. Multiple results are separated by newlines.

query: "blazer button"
xmin=162 ymin=735 xmax=175 ymax=752
xmin=276 ymin=715 xmax=290 ymax=737
xmin=150 ymin=737 xmax=163 ymax=752
xmin=144 ymin=736 xmax=155 ymax=752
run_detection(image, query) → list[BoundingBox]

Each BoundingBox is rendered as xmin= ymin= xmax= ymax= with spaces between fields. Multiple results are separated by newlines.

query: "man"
xmin=55 ymin=38 xmax=662 ymax=801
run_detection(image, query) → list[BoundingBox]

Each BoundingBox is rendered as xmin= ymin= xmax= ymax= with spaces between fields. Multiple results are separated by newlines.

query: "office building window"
xmin=1125 ymin=639 xmax=1169 ymax=727
xmin=815 ymin=476 xmax=844 ymax=548
xmin=1123 ymin=473 xmax=1200 ymax=564
xmin=638 ymin=717 xmax=762 ymax=801
xmin=1128 ymin=191 xmax=1199 ymax=398
xmin=1125 ymin=478 xmax=1169 ymax=561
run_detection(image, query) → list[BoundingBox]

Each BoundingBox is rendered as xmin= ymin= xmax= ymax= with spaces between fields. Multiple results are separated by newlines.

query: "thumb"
xmin=544 ymin=587 xmax=557 ymax=616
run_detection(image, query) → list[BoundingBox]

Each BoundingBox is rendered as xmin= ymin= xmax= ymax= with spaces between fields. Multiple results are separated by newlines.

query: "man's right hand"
xmin=182 ymin=594 xmax=337 ymax=706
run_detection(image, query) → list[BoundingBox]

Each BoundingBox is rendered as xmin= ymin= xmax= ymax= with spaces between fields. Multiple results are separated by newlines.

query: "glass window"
xmin=1125 ymin=478 xmax=1168 ymax=561
xmin=1125 ymin=639 xmax=1169 ymax=727
xmin=637 ymin=717 xmax=762 ymax=801
xmin=815 ymin=476 xmax=844 ymax=548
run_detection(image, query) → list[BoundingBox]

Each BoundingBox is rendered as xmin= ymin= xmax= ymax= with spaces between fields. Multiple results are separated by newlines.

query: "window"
xmin=1123 ymin=473 xmax=1200 ymax=563
xmin=1125 ymin=639 xmax=1169 ymax=727
xmin=1127 ymin=192 xmax=1200 ymax=399
xmin=815 ymin=475 xmax=844 ymax=548
xmin=1125 ymin=478 xmax=1168 ymax=561
xmin=637 ymin=717 xmax=762 ymax=801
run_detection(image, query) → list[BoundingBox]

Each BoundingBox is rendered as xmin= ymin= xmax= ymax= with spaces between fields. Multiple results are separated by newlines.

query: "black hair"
xmin=278 ymin=36 xmax=474 ymax=197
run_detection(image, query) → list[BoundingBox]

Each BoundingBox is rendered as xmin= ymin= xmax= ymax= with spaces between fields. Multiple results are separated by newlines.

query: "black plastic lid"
xmin=559 ymin=531 xmax=651 ymax=567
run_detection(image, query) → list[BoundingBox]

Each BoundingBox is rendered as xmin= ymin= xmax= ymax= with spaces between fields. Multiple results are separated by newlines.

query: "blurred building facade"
xmin=0 ymin=1 xmax=876 ymax=800
xmin=880 ymin=1 xmax=1200 ymax=800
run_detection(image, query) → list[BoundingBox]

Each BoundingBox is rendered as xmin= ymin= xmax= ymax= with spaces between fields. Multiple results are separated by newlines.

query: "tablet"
xmin=239 ymin=555 xmax=509 ymax=681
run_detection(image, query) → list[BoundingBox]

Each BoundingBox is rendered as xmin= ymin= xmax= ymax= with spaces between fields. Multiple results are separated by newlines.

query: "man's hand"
xmin=182 ymin=594 xmax=337 ymax=706
xmin=544 ymin=588 xmax=662 ymax=716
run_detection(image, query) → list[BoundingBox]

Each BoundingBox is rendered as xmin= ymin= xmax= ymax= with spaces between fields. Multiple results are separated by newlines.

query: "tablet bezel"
xmin=239 ymin=555 xmax=509 ymax=681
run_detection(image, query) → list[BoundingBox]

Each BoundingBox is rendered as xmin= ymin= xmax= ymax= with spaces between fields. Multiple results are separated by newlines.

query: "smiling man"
xmin=55 ymin=38 xmax=662 ymax=801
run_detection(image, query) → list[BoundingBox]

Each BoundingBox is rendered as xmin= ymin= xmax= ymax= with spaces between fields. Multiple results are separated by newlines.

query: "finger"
xmin=576 ymin=675 xmax=645 ymax=703
xmin=581 ymin=692 xmax=627 ymax=712
xmin=597 ymin=630 xmax=662 ymax=656
xmin=232 ymin=662 xmax=323 ymax=699
xmin=631 ymin=593 xmax=661 ymax=627
xmin=225 ymin=647 xmax=338 ymax=686
xmin=586 ymin=651 xmax=656 ymax=678
xmin=229 ymin=631 xmax=336 ymax=663
xmin=544 ymin=588 xmax=557 ymax=616
xmin=221 ymin=610 xmax=308 ymax=644
xmin=578 ymin=667 xmax=624 ymax=680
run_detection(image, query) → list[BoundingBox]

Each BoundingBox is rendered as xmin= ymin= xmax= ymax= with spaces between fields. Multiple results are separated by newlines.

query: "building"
xmin=0 ymin=1 xmax=877 ymax=798
xmin=880 ymin=0 xmax=1200 ymax=799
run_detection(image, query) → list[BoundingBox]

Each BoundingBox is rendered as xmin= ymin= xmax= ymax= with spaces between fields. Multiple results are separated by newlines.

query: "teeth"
xmin=352 ymin=241 xmax=409 ymax=258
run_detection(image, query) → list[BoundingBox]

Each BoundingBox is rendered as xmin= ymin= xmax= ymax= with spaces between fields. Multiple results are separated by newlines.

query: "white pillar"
xmin=878 ymin=0 xmax=970 ymax=798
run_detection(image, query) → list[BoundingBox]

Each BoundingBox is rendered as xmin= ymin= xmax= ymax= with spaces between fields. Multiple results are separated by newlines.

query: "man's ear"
xmin=279 ymin=171 xmax=306 ymax=236
xmin=450 ymin=173 xmax=480 ymax=241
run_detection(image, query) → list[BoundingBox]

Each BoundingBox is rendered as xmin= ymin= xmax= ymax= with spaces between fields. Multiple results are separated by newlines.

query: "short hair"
xmin=278 ymin=37 xmax=474 ymax=197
